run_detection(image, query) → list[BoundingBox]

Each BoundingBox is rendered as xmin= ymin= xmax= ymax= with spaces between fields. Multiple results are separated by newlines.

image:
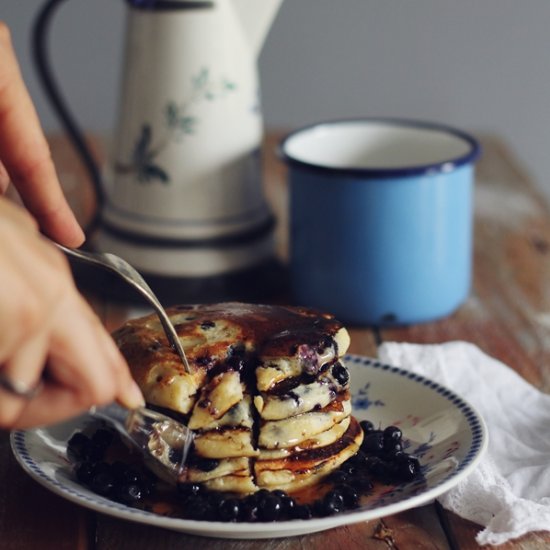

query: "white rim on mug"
xmin=279 ymin=118 xmax=481 ymax=178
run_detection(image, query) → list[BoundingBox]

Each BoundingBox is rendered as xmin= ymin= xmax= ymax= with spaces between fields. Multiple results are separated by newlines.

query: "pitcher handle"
xmin=32 ymin=0 xmax=104 ymax=236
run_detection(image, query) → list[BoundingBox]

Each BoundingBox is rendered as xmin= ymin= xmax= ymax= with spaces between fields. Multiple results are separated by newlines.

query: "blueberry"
xmin=207 ymin=491 xmax=226 ymax=508
xmin=383 ymin=440 xmax=403 ymax=456
xmin=330 ymin=470 xmax=349 ymax=485
xmin=137 ymin=472 xmax=157 ymax=497
xmin=253 ymin=489 xmax=271 ymax=505
xmin=90 ymin=469 xmax=115 ymax=496
xmin=185 ymin=495 xmax=212 ymax=520
xmin=348 ymin=451 xmax=367 ymax=468
xmin=86 ymin=442 xmax=106 ymax=463
xmin=317 ymin=335 xmax=334 ymax=353
xmin=393 ymin=455 xmax=421 ymax=481
xmin=340 ymin=484 xmax=360 ymax=508
xmin=360 ymin=420 xmax=375 ymax=434
xmin=219 ymin=498 xmax=240 ymax=522
xmin=110 ymin=461 xmax=128 ymax=478
xmin=226 ymin=355 xmax=247 ymax=374
xmin=331 ymin=363 xmax=350 ymax=386
xmin=115 ymin=483 xmax=143 ymax=504
xmin=283 ymin=496 xmax=297 ymax=516
xmin=340 ymin=462 xmax=358 ymax=477
xmin=91 ymin=429 xmax=114 ymax=450
xmin=354 ymin=472 xmax=374 ymax=492
xmin=270 ymin=490 xmax=295 ymax=516
xmin=322 ymin=490 xmax=345 ymax=515
xmin=383 ymin=426 xmax=402 ymax=443
xmin=193 ymin=458 xmax=220 ymax=472
xmin=196 ymin=355 xmax=213 ymax=367
xmin=177 ymin=482 xmax=203 ymax=499
xmin=147 ymin=341 xmax=163 ymax=352
xmin=298 ymin=344 xmax=320 ymax=375
xmin=227 ymin=343 xmax=246 ymax=358
xmin=291 ymin=504 xmax=313 ymax=519
xmin=169 ymin=448 xmax=184 ymax=465
xmin=239 ymin=498 xmax=259 ymax=522
xmin=92 ymin=462 xmax=112 ymax=477
xmin=120 ymin=467 xmax=141 ymax=485
xmin=313 ymin=498 xmax=326 ymax=517
xmin=67 ymin=432 xmax=90 ymax=462
xmin=258 ymin=494 xmax=282 ymax=521
xmin=361 ymin=431 xmax=385 ymax=455
xmin=366 ymin=456 xmax=392 ymax=480
xmin=75 ymin=461 xmax=96 ymax=484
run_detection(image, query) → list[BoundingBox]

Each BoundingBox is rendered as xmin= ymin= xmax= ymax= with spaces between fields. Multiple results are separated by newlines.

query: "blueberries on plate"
xmin=68 ymin=417 xmax=422 ymax=524
xmin=219 ymin=498 xmax=240 ymax=522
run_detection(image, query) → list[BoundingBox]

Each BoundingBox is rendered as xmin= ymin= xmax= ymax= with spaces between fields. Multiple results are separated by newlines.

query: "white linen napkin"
xmin=378 ymin=341 xmax=550 ymax=546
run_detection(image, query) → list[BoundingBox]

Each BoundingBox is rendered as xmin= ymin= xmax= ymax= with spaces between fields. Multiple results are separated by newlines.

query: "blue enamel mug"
xmin=280 ymin=119 xmax=481 ymax=326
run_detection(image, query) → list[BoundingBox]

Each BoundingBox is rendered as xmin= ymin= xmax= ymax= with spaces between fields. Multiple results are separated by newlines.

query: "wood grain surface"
xmin=1 ymin=132 xmax=549 ymax=548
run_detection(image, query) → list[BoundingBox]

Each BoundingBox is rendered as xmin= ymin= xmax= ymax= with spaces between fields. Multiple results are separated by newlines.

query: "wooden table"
xmin=1 ymin=133 xmax=550 ymax=549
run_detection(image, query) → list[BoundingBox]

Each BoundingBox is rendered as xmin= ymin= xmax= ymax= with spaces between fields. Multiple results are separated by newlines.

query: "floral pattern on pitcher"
xmin=115 ymin=67 xmax=237 ymax=184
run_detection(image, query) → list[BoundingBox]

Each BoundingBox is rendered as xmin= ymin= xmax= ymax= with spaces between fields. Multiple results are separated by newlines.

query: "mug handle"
xmin=32 ymin=0 xmax=105 ymax=236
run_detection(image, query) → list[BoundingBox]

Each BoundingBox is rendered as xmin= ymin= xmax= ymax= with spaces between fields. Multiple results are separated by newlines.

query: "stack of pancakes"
xmin=113 ymin=303 xmax=363 ymax=494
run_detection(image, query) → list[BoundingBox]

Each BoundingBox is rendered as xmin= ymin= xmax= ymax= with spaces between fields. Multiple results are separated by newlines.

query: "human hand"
xmin=0 ymin=198 xmax=144 ymax=429
xmin=0 ymin=21 xmax=84 ymax=247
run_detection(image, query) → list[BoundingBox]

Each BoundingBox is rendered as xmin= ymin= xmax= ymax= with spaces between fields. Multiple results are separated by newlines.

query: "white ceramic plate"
xmin=11 ymin=355 xmax=487 ymax=539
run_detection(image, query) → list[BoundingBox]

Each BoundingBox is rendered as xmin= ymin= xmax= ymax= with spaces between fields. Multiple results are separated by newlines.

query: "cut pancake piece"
xmin=255 ymin=361 xmax=350 ymax=421
xmin=188 ymin=396 xmax=254 ymax=432
xmin=129 ymin=359 xmax=206 ymax=416
xmin=258 ymin=397 xmax=352 ymax=449
xmin=114 ymin=303 xmax=350 ymax=415
xmin=188 ymin=370 xmax=244 ymax=429
xmin=193 ymin=428 xmax=259 ymax=459
xmin=256 ymin=328 xmax=350 ymax=392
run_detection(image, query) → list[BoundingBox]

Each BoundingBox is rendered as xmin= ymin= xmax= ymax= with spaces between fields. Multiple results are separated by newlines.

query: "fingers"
xmin=0 ymin=290 xmax=144 ymax=430
xmin=0 ymin=160 xmax=9 ymax=193
xmin=0 ymin=332 xmax=48 ymax=427
xmin=0 ymin=198 xmax=37 ymax=233
xmin=0 ymin=295 xmax=144 ymax=429
xmin=0 ymin=22 xmax=84 ymax=247
xmin=0 ymin=202 xmax=143 ymax=429
xmin=13 ymin=386 xmax=85 ymax=429
xmin=46 ymin=291 xmax=144 ymax=412
xmin=0 ymin=204 xmax=65 ymax=361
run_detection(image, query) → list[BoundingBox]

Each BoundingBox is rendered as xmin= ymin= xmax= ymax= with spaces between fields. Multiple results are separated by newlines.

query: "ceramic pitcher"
xmin=33 ymin=0 xmax=284 ymax=302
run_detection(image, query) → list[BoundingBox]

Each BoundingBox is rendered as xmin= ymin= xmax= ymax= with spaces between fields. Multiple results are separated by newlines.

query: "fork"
xmin=89 ymin=401 xmax=194 ymax=483
xmin=55 ymin=243 xmax=191 ymax=373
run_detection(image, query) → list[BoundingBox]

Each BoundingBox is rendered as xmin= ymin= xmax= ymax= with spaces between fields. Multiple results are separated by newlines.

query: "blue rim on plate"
xmin=10 ymin=355 xmax=488 ymax=539
xmin=279 ymin=118 xmax=481 ymax=179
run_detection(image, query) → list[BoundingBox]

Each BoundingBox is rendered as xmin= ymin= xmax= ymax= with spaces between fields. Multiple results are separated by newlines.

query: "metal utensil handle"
xmin=56 ymin=244 xmax=191 ymax=372
xmin=100 ymin=251 xmax=190 ymax=372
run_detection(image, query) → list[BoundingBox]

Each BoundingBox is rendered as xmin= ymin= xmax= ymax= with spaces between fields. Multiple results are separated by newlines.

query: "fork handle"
xmin=54 ymin=243 xmax=191 ymax=373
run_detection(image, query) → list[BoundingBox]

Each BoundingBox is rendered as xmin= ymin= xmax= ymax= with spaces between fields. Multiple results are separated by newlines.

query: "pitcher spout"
xmin=232 ymin=0 xmax=284 ymax=58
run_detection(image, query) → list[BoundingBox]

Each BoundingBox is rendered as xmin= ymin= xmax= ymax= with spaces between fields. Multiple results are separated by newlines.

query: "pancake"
xmin=113 ymin=302 xmax=363 ymax=494
xmin=255 ymin=361 xmax=350 ymax=421
xmin=255 ymin=417 xmax=362 ymax=492
xmin=258 ymin=396 xmax=352 ymax=449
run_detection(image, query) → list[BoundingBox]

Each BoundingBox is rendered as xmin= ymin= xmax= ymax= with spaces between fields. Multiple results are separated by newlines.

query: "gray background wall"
xmin=2 ymin=1 xmax=550 ymax=202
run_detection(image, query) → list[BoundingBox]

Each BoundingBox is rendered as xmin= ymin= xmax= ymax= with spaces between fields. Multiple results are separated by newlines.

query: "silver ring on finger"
xmin=0 ymin=372 xmax=43 ymax=399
